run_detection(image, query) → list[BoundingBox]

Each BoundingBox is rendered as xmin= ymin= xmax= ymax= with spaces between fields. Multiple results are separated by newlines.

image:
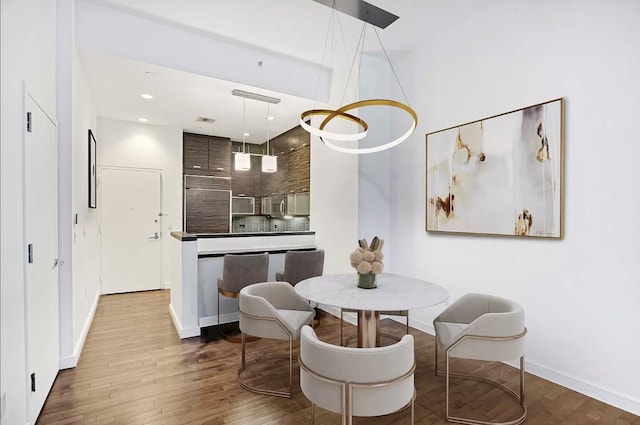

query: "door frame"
xmin=21 ymin=83 xmax=59 ymax=422
xmin=98 ymin=165 xmax=164 ymax=294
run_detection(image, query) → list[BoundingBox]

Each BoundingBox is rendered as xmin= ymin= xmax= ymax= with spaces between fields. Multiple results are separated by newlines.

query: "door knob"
xmin=148 ymin=232 xmax=159 ymax=240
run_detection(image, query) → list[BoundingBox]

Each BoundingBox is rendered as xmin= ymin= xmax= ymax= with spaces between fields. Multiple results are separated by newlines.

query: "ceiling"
xmin=80 ymin=50 xmax=318 ymax=143
xmin=78 ymin=0 xmax=410 ymax=143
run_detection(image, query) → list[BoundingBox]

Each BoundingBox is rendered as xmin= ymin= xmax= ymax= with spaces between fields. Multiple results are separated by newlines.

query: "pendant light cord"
xmin=340 ymin=23 xmax=366 ymax=106
xmin=266 ymin=103 xmax=271 ymax=155
xmin=373 ymin=27 xmax=411 ymax=106
xmin=312 ymin=7 xmax=335 ymax=110
xmin=242 ymin=98 xmax=247 ymax=153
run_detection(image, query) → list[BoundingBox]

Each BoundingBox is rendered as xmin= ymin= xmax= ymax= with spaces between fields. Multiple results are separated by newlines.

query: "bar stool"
xmin=276 ymin=249 xmax=324 ymax=325
xmin=217 ymin=252 xmax=269 ymax=342
xmin=275 ymin=249 xmax=325 ymax=286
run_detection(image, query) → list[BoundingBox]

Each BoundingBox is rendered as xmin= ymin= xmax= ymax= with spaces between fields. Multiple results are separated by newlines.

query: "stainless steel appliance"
xmin=232 ymin=196 xmax=255 ymax=215
xmin=286 ymin=192 xmax=310 ymax=216
xmin=269 ymin=195 xmax=286 ymax=218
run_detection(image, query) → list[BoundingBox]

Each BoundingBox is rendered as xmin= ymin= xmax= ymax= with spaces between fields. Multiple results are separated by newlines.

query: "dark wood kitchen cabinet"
xmin=258 ymin=135 xmax=287 ymax=197
xmin=288 ymin=127 xmax=310 ymax=193
xmin=208 ymin=136 xmax=231 ymax=175
xmin=182 ymin=126 xmax=311 ymax=233
xmin=255 ymin=125 xmax=310 ymax=197
xmin=183 ymin=133 xmax=231 ymax=177
xmin=230 ymin=142 xmax=258 ymax=197
xmin=184 ymin=187 xmax=230 ymax=234
xmin=183 ymin=133 xmax=209 ymax=171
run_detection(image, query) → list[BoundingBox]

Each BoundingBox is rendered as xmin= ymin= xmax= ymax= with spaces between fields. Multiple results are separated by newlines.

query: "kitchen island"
xmin=169 ymin=231 xmax=316 ymax=338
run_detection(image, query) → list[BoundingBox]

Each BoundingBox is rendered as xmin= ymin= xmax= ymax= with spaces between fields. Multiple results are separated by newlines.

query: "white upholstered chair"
xmin=238 ymin=281 xmax=315 ymax=398
xmin=299 ymin=325 xmax=415 ymax=425
xmin=433 ymin=293 xmax=527 ymax=425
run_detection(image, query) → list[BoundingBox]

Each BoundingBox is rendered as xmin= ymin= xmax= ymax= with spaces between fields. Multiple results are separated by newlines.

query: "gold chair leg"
xmin=406 ymin=311 xmax=410 ymax=335
xmin=411 ymin=392 xmax=415 ymax=425
xmin=340 ymin=309 xmax=344 ymax=346
xmin=237 ymin=334 xmax=294 ymax=398
xmin=520 ymin=355 xmax=525 ymax=402
xmin=434 ymin=336 xmax=438 ymax=376
xmin=241 ymin=331 xmax=246 ymax=369
xmin=446 ymin=350 xmax=451 ymax=421
xmin=289 ymin=336 xmax=293 ymax=398
xmin=310 ymin=403 xmax=315 ymax=425
xmin=344 ymin=384 xmax=350 ymax=425
xmin=443 ymin=350 xmax=527 ymax=425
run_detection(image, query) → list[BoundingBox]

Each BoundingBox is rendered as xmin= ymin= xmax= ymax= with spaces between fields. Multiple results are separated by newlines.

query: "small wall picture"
xmin=88 ymin=129 xmax=97 ymax=209
xmin=426 ymin=98 xmax=564 ymax=238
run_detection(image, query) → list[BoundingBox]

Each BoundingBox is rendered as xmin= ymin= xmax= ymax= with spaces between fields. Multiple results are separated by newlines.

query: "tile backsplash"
xmin=232 ymin=216 xmax=310 ymax=233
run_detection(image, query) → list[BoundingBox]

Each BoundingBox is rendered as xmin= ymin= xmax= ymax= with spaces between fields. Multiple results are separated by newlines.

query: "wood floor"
xmin=37 ymin=290 xmax=638 ymax=425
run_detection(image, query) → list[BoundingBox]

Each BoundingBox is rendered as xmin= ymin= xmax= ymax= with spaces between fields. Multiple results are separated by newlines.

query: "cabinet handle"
xmin=193 ymin=165 xmax=201 ymax=169
xmin=216 ymin=167 xmax=224 ymax=171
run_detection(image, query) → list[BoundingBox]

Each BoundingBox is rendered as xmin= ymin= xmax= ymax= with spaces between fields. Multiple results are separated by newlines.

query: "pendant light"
xmin=300 ymin=1 xmax=418 ymax=154
xmin=262 ymin=103 xmax=277 ymax=173
xmin=233 ymin=98 xmax=251 ymax=171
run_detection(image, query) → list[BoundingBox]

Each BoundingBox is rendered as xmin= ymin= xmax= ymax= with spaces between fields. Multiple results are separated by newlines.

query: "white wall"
xmin=97 ymin=118 xmax=183 ymax=289
xmin=56 ymin=0 xmax=102 ymax=370
xmin=1 ymin=0 xmax=57 ymax=423
xmin=357 ymin=53 xmax=393 ymax=267
xmin=378 ymin=0 xmax=640 ymax=415
xmin=70 ymin=50 xmax=101 ymax=361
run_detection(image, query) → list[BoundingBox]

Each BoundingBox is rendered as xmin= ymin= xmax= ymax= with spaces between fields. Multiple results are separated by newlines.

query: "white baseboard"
xmin=168 ymin=304 xmax=199 ymax=339
xmin=198 ymin=313 xmax=240 ymax=327
xmin=525 ymin=361 xmax=640 ymax=416
xmin=163 ymin=281 xmax=171 ymax=290
xmin=59 ymin=289 xmax=100 ymax=370
xmin=407 ymin=316 xmax=640 ymax=415
xmin=321 ymin=307 xmax=639 ymax=415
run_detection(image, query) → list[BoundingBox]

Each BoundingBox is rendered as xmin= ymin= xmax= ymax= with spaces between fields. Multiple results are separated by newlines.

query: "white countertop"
xmin=197 ymin=232 xmax=316 ymax=255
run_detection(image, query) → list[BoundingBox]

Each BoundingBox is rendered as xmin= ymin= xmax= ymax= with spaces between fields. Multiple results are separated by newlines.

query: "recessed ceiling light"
xmin=266 ymin=116 xmax=275 ymax=121
xmin=243 ymin=132 xmax=251 ymax=137
xmin=138 ymin=118 xmax=148 ymax=122
xmin=140 ymin=93 xmax=153 ymax=100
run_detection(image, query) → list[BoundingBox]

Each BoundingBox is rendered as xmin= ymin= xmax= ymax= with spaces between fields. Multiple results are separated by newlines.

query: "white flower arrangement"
xmin=349 ymin=236 xmax=384 ymax=275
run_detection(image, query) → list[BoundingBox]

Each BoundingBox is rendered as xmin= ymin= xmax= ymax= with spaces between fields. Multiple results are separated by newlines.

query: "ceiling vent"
xmin=196 ymin=116 xmax=216 ymax=124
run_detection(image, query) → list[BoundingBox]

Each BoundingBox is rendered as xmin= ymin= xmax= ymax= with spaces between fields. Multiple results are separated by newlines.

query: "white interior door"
xmin=100 ymin=167 xmax=162 ymax=294
xmin=24 ymin=90 xmax=59 ymax=422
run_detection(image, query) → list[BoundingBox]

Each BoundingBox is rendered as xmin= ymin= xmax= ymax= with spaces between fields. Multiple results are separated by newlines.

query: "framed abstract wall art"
xmin=88 ymin=129 xmax=97 ymax=209
xmin=426 ymin=98 xmax=564 ymax=238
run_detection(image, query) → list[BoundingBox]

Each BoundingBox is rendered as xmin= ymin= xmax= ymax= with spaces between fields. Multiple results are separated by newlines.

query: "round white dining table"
xmin=295 ymin=273 xmax=449 ymax=347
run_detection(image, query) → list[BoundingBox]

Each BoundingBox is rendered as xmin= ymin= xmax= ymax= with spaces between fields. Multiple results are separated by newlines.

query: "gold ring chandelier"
xmin=301 ymin=99 xmax=417 ymax=154
xmin=300 ymin=1 xmax=418 ymax=155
